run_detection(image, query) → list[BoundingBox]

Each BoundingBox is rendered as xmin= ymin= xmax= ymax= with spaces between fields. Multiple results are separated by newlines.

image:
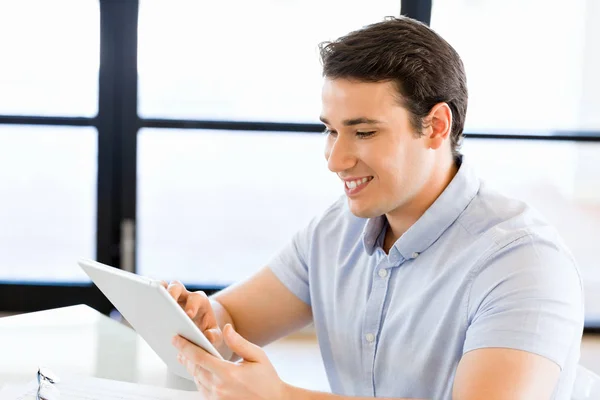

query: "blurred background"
xmin=0 ymin=0 xmax=598 ymax=330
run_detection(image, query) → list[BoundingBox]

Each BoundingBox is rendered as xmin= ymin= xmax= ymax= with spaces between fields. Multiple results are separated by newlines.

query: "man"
xmin=167 ymin=16 xmax=584 ymax=399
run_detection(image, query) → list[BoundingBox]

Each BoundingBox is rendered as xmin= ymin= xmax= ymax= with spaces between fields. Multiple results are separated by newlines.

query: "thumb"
xmin=223 ymin=324 xmax=263 ymax=362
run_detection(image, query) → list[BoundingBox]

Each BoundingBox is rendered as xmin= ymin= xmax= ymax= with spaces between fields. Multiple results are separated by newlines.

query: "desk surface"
xmin=2 ymin=305 xmax=600 ymax=394
xmin=0 ymin=305 xmax=330 ymax=392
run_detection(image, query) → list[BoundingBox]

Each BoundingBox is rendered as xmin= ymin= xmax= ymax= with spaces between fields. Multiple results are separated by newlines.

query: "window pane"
xmin=0 ymin=126 xmax=97 ymax=282
xmin=431 ymin=0 xmax=600 ymax=133
xmin=0 ymin=1 xmax=99 ymax=117
xmin=461 ymin=139 xmax=600 ymax=318
xmin=137 ymin=128 xmax=341 ymax=285
xmin=138 ymin=0 xmax=400 ymax=122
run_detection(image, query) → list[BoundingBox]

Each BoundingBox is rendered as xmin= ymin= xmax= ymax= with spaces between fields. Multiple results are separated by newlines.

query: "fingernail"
xmin=187 ymin=310 xmax=194 ymax=317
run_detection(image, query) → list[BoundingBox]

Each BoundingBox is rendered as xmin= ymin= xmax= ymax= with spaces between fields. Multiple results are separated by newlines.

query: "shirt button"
xmin=412 ymin=252 xmax=420 ymax=259
xmin=378 ymin=268 xmax=388 ymax=278
xmin=365 ymin=333 xmax=375 ymax=343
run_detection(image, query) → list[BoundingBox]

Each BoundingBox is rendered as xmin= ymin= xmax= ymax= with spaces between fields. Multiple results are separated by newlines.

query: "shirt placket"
xmin=362 ymin=253 xmax=396 ymax=397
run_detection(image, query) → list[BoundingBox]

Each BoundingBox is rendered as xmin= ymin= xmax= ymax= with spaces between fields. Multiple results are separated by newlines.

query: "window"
xmin=138 ymin=0 xmax=401 ymax=122
xmin=0 ymin=126 xmax=97 ymax=283
xmin=431 ymin=0 xmax=600 ymax=133
xmin=0 ymin=1 xmax=99 ymax=117
xmin=137 ymin=128 xmax=340 ymax=285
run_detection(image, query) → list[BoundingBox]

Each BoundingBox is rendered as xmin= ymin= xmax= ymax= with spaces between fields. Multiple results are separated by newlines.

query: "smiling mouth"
xmin=345 ymin=176 xmax=373 ymax=190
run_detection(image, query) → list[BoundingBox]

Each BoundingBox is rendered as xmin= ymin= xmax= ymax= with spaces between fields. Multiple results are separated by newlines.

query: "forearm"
xmin=285 ymin=384 xmax=425 ymax=400
xmin=210 ymin=267 xmax=313 ymax=347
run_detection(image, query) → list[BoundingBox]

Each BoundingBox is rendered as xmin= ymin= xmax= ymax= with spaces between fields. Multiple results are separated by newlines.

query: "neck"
xmin=383 ymin=156 xmax=459 ymax=253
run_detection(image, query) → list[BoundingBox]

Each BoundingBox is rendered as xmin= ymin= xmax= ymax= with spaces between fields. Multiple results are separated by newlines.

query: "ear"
xmin=424 ymin=102 xmax=452 ymax=150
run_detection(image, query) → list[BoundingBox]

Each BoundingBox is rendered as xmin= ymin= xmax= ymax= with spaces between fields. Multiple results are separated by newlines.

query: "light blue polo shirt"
xmin=269 ymin=157 xmax=584 ymax=399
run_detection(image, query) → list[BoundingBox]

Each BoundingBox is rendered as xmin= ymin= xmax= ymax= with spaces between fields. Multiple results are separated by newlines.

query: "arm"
xmin=212 ymin=208 xmax=323 ymax=351
xmin=212 ymin=265 xmax=313 ymax=348
xmin=452 ymin=348 xmax=560 ymax=399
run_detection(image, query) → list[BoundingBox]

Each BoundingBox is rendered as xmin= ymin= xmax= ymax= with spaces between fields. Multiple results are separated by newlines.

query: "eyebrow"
xmin=319 ymin=116 xmax=384 ymax=126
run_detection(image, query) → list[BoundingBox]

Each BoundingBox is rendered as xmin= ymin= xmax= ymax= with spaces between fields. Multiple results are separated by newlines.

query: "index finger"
xmin=167 ymin=280 xmax=187 ymax=303
xmin=173 ymin=335 xmax=227 ymax=375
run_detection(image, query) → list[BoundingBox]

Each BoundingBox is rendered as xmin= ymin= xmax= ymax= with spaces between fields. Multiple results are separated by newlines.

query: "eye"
xmin=323 ymin=128 xmax=337 ymax=137
xmin=357 ymin=131 xmax=376 ymax=138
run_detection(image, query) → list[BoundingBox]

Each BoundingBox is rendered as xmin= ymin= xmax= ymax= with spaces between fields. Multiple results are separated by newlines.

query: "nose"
xmin=325 ymin=134 xmax=357 ymax=173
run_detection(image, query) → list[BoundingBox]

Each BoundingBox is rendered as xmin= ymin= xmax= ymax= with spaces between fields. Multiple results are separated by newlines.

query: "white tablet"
xmin=78 ymin=258 xmax=224 ymax=380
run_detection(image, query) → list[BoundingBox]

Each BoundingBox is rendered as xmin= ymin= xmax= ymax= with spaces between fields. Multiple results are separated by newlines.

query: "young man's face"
xmin=321 ymin=78 xmax=439 ymax=218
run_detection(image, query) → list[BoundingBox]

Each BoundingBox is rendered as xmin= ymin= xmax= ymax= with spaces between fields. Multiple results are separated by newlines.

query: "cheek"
xmin=379 ymin=160 xmax=405 ymax=192
xmin=376 ymin=147 xmax=405 ymax=177
xmin=375 ymin=149 xmax=420 ymax=192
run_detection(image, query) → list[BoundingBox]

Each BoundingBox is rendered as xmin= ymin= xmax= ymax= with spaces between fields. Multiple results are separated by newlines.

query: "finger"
xmin=173 ymin=336 xmax=227 ymax=375
xmin=184 ymin=291 xmax=208 ymax=319
xmin=187 ymin=293 xmax=221 ymax=342
xmin=167 ymin=281 xmax=187 ymax=303
xmin=193 ymin=364 xmax=213 ymax=392
xmin=180 ymin=356 xmax=216 ymax=398
xmin=193 ymin=370 xmax=212 ymax=399
xmin=186 ymin=359 xmax=195 ymax=376
xmin=159 ymin=280 xmax=168 ymax=289
xmin=223 ymin=324 xmax=264 ymax=363
xmin=204 ymin=328 xmax=223 ymax=346
xmin=196 ymin=295 xmax=219 ymax=331
xmin=194 ymin=375 xmax=210 ymax=397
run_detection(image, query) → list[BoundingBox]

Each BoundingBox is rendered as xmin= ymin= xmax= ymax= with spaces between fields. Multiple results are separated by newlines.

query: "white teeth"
xmin=345 ymin=177 xmax=371 ymax=190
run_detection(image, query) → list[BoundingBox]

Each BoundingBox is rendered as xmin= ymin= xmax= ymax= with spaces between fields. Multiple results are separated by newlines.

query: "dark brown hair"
xmin=319 ymin=16 xmax=468 ymax=157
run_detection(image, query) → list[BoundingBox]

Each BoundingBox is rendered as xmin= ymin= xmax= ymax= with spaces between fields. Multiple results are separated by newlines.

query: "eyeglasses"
xmin=37 ymin=366 xmax=60 ymax=400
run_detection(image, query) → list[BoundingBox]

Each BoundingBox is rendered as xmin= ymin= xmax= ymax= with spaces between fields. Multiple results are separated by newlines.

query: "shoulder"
xmin=460 ymin=183 xmax=583 ymax=317
xmin=459 ymin=181 xmax=577 ymax=264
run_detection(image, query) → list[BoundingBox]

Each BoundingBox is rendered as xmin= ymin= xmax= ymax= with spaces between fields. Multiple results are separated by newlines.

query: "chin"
xmin=347 ymin=198 xmax=381 ymax=219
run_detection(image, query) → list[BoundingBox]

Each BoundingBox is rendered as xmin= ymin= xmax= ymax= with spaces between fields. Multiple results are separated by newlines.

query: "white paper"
xmin=0 ymin=375 xmax=201 ymax=400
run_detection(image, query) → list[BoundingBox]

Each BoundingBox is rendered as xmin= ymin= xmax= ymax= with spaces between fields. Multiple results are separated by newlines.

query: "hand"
xmin=161 ymin=280 xmax=223 ymax=349
xmin=173 ymin=324 xmax=290 ymax=400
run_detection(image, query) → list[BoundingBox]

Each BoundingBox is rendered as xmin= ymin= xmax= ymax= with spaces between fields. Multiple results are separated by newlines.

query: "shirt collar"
xmin=362 ymin=156 xmax=480 ymax=259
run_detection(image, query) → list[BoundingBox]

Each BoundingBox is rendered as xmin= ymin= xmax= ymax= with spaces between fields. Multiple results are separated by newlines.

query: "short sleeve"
xmin=463 ymin=234 xmax=584 ymax=370
xmin=268 ymin=216 xmax=319 ymax=306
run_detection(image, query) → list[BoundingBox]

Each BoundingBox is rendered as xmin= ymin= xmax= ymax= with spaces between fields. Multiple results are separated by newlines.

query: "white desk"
xmin=0 ymin=305 xmax=330 ymax=392
xmin=2 ymin=305 xmax=600 ymax=394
